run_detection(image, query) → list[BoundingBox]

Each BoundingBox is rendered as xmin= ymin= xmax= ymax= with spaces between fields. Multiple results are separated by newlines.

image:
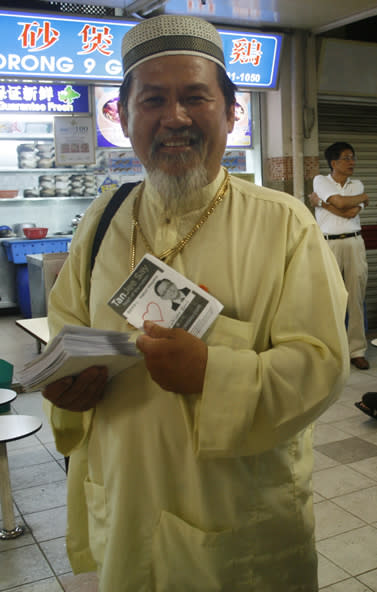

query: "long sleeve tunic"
xmin=45 ymin=168 xmax=349 ymax=592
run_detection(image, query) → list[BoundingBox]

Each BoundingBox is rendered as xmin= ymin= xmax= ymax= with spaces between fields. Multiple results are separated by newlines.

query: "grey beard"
xmin=146 ymin=160 xmax=209 ymax=216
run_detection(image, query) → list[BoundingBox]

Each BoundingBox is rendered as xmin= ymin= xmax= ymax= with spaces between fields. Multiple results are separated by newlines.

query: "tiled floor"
xmin=1 ymin=311 xmax=377 ymax=591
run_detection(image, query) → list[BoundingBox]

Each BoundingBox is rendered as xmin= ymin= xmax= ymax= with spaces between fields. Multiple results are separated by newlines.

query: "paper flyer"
xmin=108 ymin=254 xmax=223 ymax=338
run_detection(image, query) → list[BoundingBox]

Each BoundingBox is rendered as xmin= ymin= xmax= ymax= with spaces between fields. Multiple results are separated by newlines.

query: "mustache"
xmin=150 ymin=129 xmax=203 ymax=154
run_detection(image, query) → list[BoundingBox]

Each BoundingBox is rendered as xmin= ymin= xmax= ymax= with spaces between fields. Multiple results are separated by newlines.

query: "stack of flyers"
xmin=18 ymin=325 xmax=141 ymax=391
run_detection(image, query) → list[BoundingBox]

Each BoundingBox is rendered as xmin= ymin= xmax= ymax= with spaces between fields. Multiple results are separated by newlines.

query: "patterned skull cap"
xmin=122 ymin=14 xmax=225 ymax=77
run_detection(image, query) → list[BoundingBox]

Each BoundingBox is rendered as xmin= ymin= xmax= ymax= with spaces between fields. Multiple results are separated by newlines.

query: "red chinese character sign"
xmin=222 ymin=30 xmax=282 ymax=88
xmin=78 ymin=24 xmax=113 ymax=56
xmin=230 ymin=38 xmax=263 ymax=67
xmin=18 ymin=20 xmax=60 ymax=51
xmin=0 ymin=10 xmax=125 ymax=82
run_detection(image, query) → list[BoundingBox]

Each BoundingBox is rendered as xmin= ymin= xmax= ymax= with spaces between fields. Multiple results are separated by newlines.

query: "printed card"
xmin=107 ymin=254 xmax=223 ymax=338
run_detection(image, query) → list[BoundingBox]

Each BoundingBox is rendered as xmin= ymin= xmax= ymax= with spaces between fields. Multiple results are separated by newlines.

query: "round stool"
xmin=0 ymin=414 xmax=42 ymax=539
xmin=0 ymin=388 xmax=17 ymax=414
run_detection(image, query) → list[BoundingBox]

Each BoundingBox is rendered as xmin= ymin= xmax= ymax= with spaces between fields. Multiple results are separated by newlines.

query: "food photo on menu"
xmin=227 ymin=92 xmax=252 ymax=148
xmin=95 ymin=85 xmax=131 ymax=149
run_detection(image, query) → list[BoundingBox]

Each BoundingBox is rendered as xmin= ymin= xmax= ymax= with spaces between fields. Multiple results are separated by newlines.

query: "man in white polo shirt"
xmin=310 ymin=142 xmax=369 ymax=370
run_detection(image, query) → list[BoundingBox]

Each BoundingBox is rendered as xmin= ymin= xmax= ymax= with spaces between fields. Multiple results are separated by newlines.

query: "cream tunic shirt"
xmin=46 ymin=169 xmax=349 ymax=592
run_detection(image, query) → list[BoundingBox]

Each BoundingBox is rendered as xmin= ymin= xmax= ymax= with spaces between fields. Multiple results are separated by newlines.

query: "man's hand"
xmin=136 ymin=321 xmax=208 ymax=394
xmin=42 ymin=366 xmax=108 ymax=411
xmin=308 ymin=191 xmax=321 ymax=207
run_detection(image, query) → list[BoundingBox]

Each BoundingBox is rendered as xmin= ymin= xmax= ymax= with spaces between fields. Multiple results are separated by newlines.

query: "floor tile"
xmin=7 ymin=443 xmax=54 ymax=470
xmin=0 ymin=545 xmax=53 ymax=590
xmin=340 ymin=385 xmax=367 ymax=402
xmin=314 ymin=449 xmax=340 ymax=472
xmin=6 ymin=434 xmax=41 ymax=452
xmin=346 ymin=372 xmax=377 ymax=390
xmin=314 ymin=423 xmax=350 ymax=446
xmin=358 ymin=569 xmax=377 ymax=591
xmin=24 ymin=506 xmax=67 ymax=542
xmin=313 ymin=465 xmax=376 ymax=499
xmin=359 ymin=431 xmax=377 ymax=446
xmin=58 ymin=459 xmax=66 ymax=472
xmin=10 ymin=460 xmax=65 ymax=491
xmin=13 ymin=480 xmax=67 ymax=515
xmin=11 ymin=392 xmax=44 ymax=416
xmin=315 ymin=437 xmax=377 ymax=464
xmin=314 ymin=500 xmax=366 ymax=540
xmin=40 ymin=537 xmax=72 ymax=576
xmin=320 ymin=577 xmax=375 ymax=591
xmin=4 ymin=580 xmax=64 ymax=592
xmin=332 ymin=486 xmax=377 ymax=524
xmin=317 ymin=526 xmax=377 ymax=576
xmin=348 ymin=456 xmax=377 ymax=481
xmin=335 ymin=397 xmax=363 ymax=411
xmin=44 ymin=442 xmax=64 ymax=461
xmin=60 ymin=572 xmax=98 ymax=592
xmin=317 ymin=553 xmax=351 ymax=588
xmin=334 ymin=416 xmax=377 ymax=440
xmin=1 ymin=579 xmax=64 ymax=591
xmin=319 ymin=402 xmax=361 ymax=424
xmin=314 ymin=491 xmax=327 ymax=504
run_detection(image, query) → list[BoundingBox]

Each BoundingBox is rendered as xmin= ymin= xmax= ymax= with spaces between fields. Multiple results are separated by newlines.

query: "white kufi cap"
xmin=121 ymin=14 xmax=225 ymax=77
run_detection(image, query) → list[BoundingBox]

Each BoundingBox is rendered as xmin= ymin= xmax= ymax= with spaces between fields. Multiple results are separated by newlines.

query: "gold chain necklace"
xmin=129 ymin=169 xmax=230 ymax=271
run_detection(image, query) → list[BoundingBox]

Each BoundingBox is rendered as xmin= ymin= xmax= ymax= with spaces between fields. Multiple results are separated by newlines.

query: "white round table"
xmin=0 ymin=388 xmax=17 ymax=412
xmin=0 ymin=414 xmax=42 ymax=539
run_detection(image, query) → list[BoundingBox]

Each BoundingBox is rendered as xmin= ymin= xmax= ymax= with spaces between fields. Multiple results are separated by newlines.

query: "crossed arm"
xmin=309 ymin=191 xmax=368 ymax=219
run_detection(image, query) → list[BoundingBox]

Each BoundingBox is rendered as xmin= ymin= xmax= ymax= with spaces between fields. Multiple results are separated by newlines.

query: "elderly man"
xmin=310 ymin=142 xmax=369 ymax=370
xmin=43 ymin=15 xmax=349 ymax=592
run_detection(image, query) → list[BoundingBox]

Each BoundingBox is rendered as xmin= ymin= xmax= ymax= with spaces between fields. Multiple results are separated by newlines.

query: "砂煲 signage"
xmin=0 ymin=10 xmax=282 ymax=89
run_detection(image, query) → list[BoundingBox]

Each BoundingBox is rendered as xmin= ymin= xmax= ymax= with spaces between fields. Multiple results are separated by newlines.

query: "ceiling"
xmin=34 ymin=0 xmax=377 ymax=34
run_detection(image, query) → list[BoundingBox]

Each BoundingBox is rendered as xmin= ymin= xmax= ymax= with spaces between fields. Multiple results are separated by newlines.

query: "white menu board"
xmin=54 ymin=115 xmax=95 ymax=166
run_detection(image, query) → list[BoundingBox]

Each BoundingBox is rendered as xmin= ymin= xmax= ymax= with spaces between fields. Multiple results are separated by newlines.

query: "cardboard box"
xmin=43 ymin=252 xmax=68 ymax=306
xmin=27 ymin=252 xmax=68 ymax=317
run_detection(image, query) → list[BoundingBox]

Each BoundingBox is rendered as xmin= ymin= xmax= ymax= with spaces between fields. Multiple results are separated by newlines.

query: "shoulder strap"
xmin=90 ymin=182 xmax=140 ymax=273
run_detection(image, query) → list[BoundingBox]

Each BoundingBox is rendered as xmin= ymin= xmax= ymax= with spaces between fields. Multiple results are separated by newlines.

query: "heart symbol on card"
xmin=142 ymin=302 xmax=164 ymax=323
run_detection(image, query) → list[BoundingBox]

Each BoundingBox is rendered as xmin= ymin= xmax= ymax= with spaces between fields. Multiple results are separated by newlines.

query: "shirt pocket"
xmin=83 ymin=477 xmax=108 ymax=565
xmin=151 ymin=510 xmax=251 ymax=591
xmin=204 ymin=314 xmax=255 ymax=350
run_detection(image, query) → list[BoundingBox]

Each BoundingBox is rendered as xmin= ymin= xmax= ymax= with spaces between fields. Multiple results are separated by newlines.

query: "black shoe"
xmin=351 ymin=357 xmax=370 ymax=370
xmin=355 ymin=392 xmax=377 ymax=419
